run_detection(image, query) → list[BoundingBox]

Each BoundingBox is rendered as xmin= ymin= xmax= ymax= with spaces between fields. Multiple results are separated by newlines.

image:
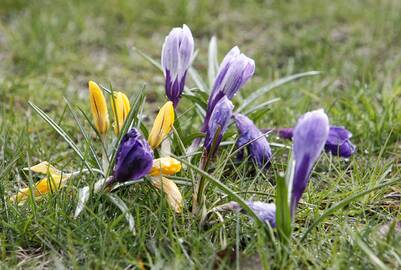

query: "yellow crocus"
xmin=111 ymin=91 xmax=131 ymax=135
xmin=10 ymin=162 xmax=71 ymax=204
xmin=148 ymin=101 xmax=175 ymax=149
xmin=149 ymin=157 xmax=181 ymax=176
xmin=150 ymin=177 xmax=183 ymax=213
xmin=88 ymin=81 xmax=109 ymax=135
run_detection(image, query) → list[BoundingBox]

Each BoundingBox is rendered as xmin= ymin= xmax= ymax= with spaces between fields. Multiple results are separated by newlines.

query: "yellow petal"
xmin=10 ymin=174 xmax=70 ymax=204
xmin=88 ymin=81 xmax=109 ymax=135
xmin=111 ymin=91 xmax=131 ymax=135
xmin=25 ymin=161 xmax=61 ymax=175
xmin=148 ymin=101 xmax=175 ymax=149
xmin=149 ymin=157 xmax=181 ymax=176
xmin=150 ymin=177 xmax=183 ymax=213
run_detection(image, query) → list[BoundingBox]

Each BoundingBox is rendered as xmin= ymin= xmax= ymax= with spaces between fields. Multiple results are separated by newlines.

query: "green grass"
xmin=1 ymin=0 xmax=401 ymax=268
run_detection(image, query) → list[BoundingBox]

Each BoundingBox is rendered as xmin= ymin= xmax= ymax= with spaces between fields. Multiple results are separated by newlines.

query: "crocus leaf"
xmin=236 ymin=71 xmax=320 ymax=112
xmin=107 ymin=193 xmax=136 ymax=235
xmin=276 ymin=176 xmax=292 ymax=245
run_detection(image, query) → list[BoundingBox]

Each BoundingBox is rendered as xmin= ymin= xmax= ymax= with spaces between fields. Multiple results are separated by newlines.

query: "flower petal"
xmin=148 ymin=101 xmax=175 ymax=149
xmin=149 ymin=157 xmax=181 ymax=176
xmin=150 ymin=177 xmax=183 ymax=213
xmin=88 ymin=81 xmax=109 ymax=135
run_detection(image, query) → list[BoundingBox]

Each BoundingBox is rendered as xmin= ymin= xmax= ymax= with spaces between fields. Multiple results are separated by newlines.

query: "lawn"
xmin=1 ymin=0 xmax=401 ymax=269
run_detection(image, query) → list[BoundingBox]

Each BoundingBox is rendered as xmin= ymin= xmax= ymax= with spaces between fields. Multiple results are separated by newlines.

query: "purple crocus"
xmin=233 ymin=113 xmax=272 ymax=169
xmin=324 ymin=126 xmax=356 ymax=157
xmin=161 ymin=24 xmax=194 ymax=108
xmin=204 ymin=96 xmax=234 ymax=157
xmin=291 ymin=109 xmax=329 ymax=213
xmin=202 ymin=47 xmax=255 ymax=132
xmin=112 ymin=128 xmax=154 ymax=183
xmin=226 ymin=201 xmax=276 ymax=227
xmin=275 ymin=126 xmax=355 ymax=158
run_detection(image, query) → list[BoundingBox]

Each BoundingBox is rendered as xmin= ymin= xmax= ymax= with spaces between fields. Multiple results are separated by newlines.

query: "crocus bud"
xmin=291 ymin=109 xmax=329 ymax=213
xmin=113 ymin=128 xmax=154 ymax=183
xmin=148 ymin=101 xmax=175 ymax=149
xmin=161 ymin=24 xmax=194 ymax=107
xmin=201 ymin=47 xmax=255 ymax=132
xmin=111 ymin=91 xmax=131 ymax=135
xmin=276 ymin=126 xmax=355 ymax=158
xmin=233 ymin=113 xmax=272 ymax=169
xmin=325 ymin=126 xmax=356 ymax=158
xmin=88 ymin=81 xmax=109 ymax=135
xmin=149 ymin=157 xmax=181 ymax=176
xmin=204 ymin=96 xmax=233 ymax=157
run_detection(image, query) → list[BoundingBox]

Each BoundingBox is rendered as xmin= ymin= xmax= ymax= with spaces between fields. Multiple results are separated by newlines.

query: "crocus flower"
xmin=275 ymin=126 xmax=355 ymax=158
xmin=202 ymin=47 xmax=255 ymax=132
xmin=324 ymin=126 xmax=356 ymax=158
xmin=113 ymin=128 xmax=154 ymax=183
xmin=111 ymin=91 xmax=131 ymax=135
xmin=204 ymin=96 xmax=234 ymax=157
xmin=10 ymin=162 xmax=72 ymax=204
xmin=88 ymin=81 xmax=109 ymax=135
xmin=161 ymin=24 xmax=194 ymax=107
xmin=233 ymin=113 xmax=272 ymax=169
xmin=148 ymin=101 xmax=175 ymax=149
xmin=149 ymin=157 xmax=182 ymax=176
xmin=291 ymin=109 xmax=329 ymax=213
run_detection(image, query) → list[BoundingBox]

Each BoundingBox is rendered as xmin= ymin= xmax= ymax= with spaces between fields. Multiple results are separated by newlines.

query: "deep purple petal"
xmin=113 ymin=128 xmax=154 ymax=182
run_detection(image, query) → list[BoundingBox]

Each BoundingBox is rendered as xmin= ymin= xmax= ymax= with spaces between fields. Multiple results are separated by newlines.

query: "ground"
xmin=0 ymin=0 xmax=401 ymax=269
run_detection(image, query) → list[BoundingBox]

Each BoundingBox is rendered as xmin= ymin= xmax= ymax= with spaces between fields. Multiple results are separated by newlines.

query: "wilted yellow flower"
xmin=111 ymin=91 xmax=131 ymax=135
xmin=88 ymin=81 xmax=109 ymax=135
xmin=149 ymin=157 xmax=181 ymax=176
xmin=10 ymin=162 xmax=71 ymax=204
xmin=150 ymin=177 xmax=183 ymax=213
xmin=148 ymin=101 xmax=174 ymax=149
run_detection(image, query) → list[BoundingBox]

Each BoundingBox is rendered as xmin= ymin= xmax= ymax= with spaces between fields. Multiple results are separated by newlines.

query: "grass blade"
xmin=107 ymin=193 xmax=136 ymax=235
xmin=208 ymin=36 xmax=219 ymax=89
xmin=237 ymin=71 xmax=320 ymax=112
xmin=28 ymin=101 xmax=93 ymax=174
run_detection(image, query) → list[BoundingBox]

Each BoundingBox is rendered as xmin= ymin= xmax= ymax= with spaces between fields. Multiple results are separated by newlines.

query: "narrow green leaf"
xmin=28 ymin=102 xmax=93 ymax=174
xmin=107 ymin=193 xmax=136 ymax=235
xmin=237 ymin=71 xmax=320 ymax=112
xmin=208 ymin=36 xmax=219 ymax=89
xmin=276 ymin=177 xmax=292 ymax=245
xmin=131 ymin=47 xmax=163 ymax=72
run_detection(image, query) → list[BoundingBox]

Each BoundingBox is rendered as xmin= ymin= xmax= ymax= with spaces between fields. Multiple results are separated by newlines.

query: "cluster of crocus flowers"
xmin=274 ymin=125 xmax=356 ymax=158
xmin=161 ymin=24 xmax=194 ymax=108
xmin=225 ymin=109 xmax=330 ymax=227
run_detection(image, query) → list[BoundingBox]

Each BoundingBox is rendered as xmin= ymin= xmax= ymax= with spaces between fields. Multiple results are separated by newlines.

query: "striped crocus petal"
xmin=161 ymin=24 xmax=194 ymax=107
xmin=233 ymin=113 xmax=272 ymax=169
xmin=202 ymin=46 xmax=255 ymax=132
xmin=204 ymin=96 xmax=233 ymax=157
xmin=112 ymin=128 xmax=154 ymax=183
xmin=291 ymin=109 xmax=329 ymax=213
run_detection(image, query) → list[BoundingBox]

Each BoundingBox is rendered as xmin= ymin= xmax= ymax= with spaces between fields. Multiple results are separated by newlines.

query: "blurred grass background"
xmin=1 ymin=0 xmax=401 ymax=268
